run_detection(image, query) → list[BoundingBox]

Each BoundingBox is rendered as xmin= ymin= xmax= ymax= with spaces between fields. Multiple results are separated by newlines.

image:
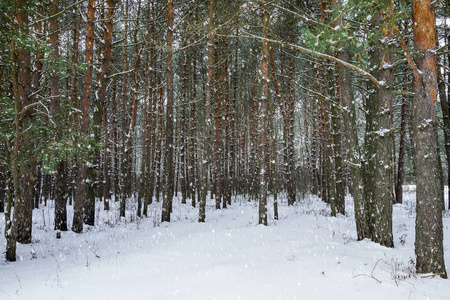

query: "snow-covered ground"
xmin=1 ymin=190 xmax=449 ymax=300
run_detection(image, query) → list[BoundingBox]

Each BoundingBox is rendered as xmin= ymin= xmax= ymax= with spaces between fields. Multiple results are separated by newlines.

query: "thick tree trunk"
xmin=411 ymin=0 xmax=447 ymax=278
xmin=13 ymin=1 xmax=34 ymax=245
xmin=363 ymin=15 xmax=394 ymax=247
xmin=337 ymin=50 xmax=369 ymax=240
xmin=50 ymin=0 xmax=68 ymax=232
xmin=73 ymin=0 xmax=95 ymax=233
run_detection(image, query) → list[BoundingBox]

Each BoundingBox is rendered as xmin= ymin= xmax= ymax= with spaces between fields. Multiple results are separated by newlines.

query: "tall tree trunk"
xmin=70 ymin=14 xmax=81 ymax=206
xmin=119 ymin=0 xmax=129 ymax=218
xmin=162 ymin=0 xmax=175 ymax=222
xmin=199 ymin=0 xmax=214 ymax=222
xmin=190 ymin=33 xmax=198 ymax=208
xmin=286 ymin=55 xmax=296 ymax=206
xmin=33 ymin=1 xmax=44 ymax=210
xmin=411 ymin=0 xmax=447 ymax=278
xmin=100 ymin=0 xmax=117 ymax=211
xmin=337 ymin=49 xmax=369 ymax=240
xmin=214 ymin=41 xmax=221 ymax=209
xmin=73 ymin=0 xmax=96 ymax=233
xmin=363 ymin=12 xmax=394 ymax=247
xmin=129 ymin=0 xmax=142 ymax=217
xmin=259 ymin=10 xmax=269 ymax=225
xmin=50 ymin=0 xmax=68 ymax=232
xmin=12 ymin=0 xmax=34 ymax=244
xmin=333 ymin=67 xmax=345 ymax=215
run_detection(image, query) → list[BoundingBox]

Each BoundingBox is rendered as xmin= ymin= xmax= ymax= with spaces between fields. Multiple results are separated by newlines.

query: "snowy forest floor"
xmin=1 ymin=188 xmax=450 ymax=299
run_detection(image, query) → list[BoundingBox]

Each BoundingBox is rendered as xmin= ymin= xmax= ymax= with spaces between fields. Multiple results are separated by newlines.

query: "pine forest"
xmin=1 ymin=0 xmax=450 ymax=298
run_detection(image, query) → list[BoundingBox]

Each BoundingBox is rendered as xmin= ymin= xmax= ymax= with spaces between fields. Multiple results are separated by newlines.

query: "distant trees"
xmin=0 ymin=0 xmax=447 ymax=278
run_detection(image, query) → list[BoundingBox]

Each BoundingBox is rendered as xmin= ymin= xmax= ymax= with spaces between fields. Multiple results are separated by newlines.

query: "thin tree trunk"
xmin=259 ymin=10 xmax=269 ymax=225
xmin=199 ymin=0 xmax=214 ymax=222
xmin=395 ymin=85 xmax=408 ymax=205
xmin=162 ymin=0 xmax=175 ymax=222
xmin=214 ymin=40 xmax=221 ymax=209
xmin=119 ymin=0 xmax=129 ymax=217
xmin=333 ymin=66 xmax=345 ymax=215
xmin=4 ymin=143 xmax=15 ymax=261
xmin=100 ymin=0 xmax=117 ymax=211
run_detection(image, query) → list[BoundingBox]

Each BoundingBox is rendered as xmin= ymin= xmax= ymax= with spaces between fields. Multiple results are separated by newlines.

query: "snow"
xmin=1 ymin=190 xmax=450 ymax=299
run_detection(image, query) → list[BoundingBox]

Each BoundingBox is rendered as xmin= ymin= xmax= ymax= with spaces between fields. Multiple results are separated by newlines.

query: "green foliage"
xmin=302 ymin=0 xmax=409 ymax=67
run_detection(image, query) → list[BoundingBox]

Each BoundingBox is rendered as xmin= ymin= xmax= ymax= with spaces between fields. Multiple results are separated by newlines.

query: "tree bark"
xmin=162 ymin=0 xmax=175 ymax=222
xmin=337 ymin=49 xmax=369 ymax=240
xmin=73 ymin=0 xmax=95 ymax=233
xmin=411 ymin=0 xmax=447 ymax=278
xmin=259 ymin=10 xmax=269 ymax=225
xmin=100 ymin=0 xmax=117 ymax=211
xmin=12 ymin=0 xmax=34 ymax=244
xmin=199 ymin=0 xmax=214 ymax=222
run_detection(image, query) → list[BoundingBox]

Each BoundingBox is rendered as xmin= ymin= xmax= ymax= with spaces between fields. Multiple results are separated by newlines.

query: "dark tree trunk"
xmin=50 ymin=0 xmax=68 ymax=232
xmin=162 ymin=0 xmax=175 ymax=222
xmin=395 ymin=88 xmax=408 ymax=205
xmin=363 ymin=14 xmax=394 ymax=247
xmin=199 ymin=0 xmax=214 ymax=222
xmin=337 ymin=49 xmax=369 ymax=240
xmin=333 ymin=68 xmax=345 ymax=215
xmin=13 ymin=1 xmax=34 ymax=245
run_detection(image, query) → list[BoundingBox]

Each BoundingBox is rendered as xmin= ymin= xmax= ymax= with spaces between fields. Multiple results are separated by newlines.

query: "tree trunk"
xmin=259 ymin=10 xmax=269 ymax=225
xmin=162 ymin=0 xmax=175 ymax=222
xmin=4 ymin=144 xmax=15 ymax=261
xmin=395 ymin=86 xmax=408 ymax=205
xmin=73 ymin=0 xmax=95 ymax=233
xmin=214 ymin=41 xmax=221 ymax=210
xmin=363 ymin=13 xmax=394 ymax=247
xmin=12 ymin=1 xmax=34 ymax=244
xmin=333 ymin=67 xmax=345 ymax=215
xmin=50 ymin=0 xmax=68 ymax=232
xmin=100 ymin=0 xmax=117 ymax=211
xmin=411 ymin=0 xmax=447 ymax=278
xmin=337 ymin=49 xmax=369 ymax=240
